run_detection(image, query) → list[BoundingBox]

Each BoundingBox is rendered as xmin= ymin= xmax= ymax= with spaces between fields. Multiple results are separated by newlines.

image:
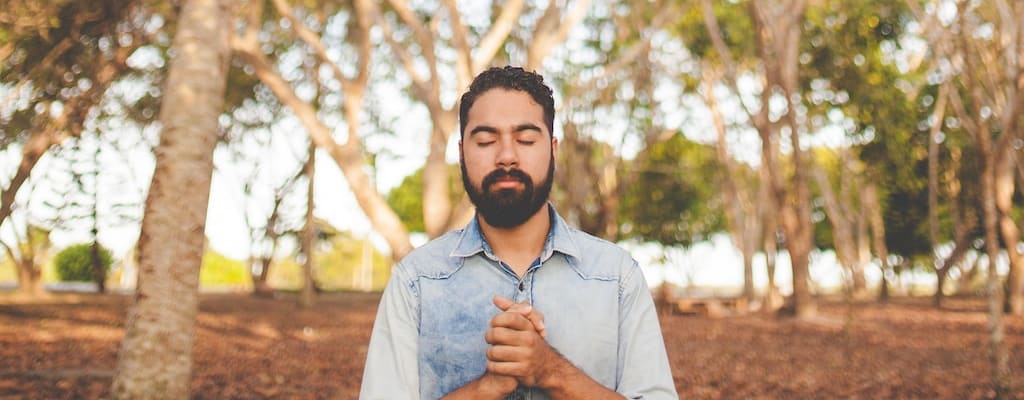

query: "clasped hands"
xmin=481 ymin=295 xmax=560 ymax=394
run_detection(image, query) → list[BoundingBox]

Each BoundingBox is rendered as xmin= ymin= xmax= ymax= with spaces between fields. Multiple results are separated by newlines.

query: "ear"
xmin=551 ymin=137 xmax=559 ymax=159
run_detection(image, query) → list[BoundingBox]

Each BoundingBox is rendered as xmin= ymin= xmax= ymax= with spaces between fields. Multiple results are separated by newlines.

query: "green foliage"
xmin=53 ymin=243 xmax=112 ymax=282
xmin=386 ymin=164 xmax=463 ymax=233
xmin=619 ymin=134 xmax=725 ymax=246
xmin=1 ymin=0 xmax=141 ymax=145
xmin=200 ymin=250 xmax=251 ymax=288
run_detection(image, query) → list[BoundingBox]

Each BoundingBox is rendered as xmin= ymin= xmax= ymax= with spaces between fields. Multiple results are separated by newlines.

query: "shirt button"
xmin=518 ymin=281 xmax=525 ymax=291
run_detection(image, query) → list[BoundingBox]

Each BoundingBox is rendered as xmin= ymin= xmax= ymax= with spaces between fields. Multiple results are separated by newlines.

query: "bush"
xmin=200 ymin=250 xmax=252 ymax=288
xmin=54 ymin=243 xmax=113 ymax=282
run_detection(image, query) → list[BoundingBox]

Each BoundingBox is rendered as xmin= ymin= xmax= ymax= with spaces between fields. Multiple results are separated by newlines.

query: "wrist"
xmin=479 ymin=372 xmax=518 ymax=397
xmin=535 ymin=348 xmax=571 ymax=391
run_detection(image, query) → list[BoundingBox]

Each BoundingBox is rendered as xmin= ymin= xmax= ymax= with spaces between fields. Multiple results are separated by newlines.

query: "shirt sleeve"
xmin=616 ymin=260 xmax=678 ymax=399
xmin=359 ymin=263 xmax=420 ymax=400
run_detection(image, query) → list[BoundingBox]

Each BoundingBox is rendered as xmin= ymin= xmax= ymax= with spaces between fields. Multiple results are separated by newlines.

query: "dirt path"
xmin=1 ymin=293 xmax=1021 ymax=399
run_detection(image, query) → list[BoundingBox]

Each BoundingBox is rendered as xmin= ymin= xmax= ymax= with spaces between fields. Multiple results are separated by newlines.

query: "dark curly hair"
xmin=458 ymin=66 xmax=555 ymax=139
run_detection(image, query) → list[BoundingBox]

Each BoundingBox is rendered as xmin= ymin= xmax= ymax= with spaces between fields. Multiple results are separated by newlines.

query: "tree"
xmin=53 ymin=242 xmax=113 ymax=283
xmin=0 ymin=223 xmax=51 ymax=296
xmin=701 ymin=0 xmax=816 ymax=318
xmin=909 ymin=0 xmax=1022 ymax=395
xmin=701 ymin=65 xmax=765 ymax=304
xmin=1 ymin=0 xmax=152 ymax=230
xmin=232 ymin=0 xmax=414 ymax=260
xmin=300 ymin=140 xmax=316 ymax=308
xmin=619 ymin=134 xmax=725 ymax=248
xmin=375 ymin=0 xmax=591 ymax=239
xmin=110 ymin=0 xmax=233 ymax=397
xmin=809 ymin=149 xmax=871 ymax=298
xmin=532 ymin=0 xmax=685 ymax=242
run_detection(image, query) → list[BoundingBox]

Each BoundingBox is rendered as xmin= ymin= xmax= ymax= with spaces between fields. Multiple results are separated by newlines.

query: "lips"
xmin=483 ymin=169 xmax=530 ymax=192
xmin=491 ymin=177 xmax=523 ymax=189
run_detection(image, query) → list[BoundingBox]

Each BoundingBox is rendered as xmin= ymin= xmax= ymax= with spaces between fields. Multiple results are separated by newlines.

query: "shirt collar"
xmin=449 ymin=203 xmax=581 ymax=263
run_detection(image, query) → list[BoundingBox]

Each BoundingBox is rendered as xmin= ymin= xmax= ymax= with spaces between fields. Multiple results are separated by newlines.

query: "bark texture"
xmin=110 ymin=0 xmax=232 ymax=397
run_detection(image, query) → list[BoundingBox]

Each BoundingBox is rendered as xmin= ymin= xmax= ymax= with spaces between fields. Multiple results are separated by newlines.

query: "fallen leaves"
xmin=0 ymin=293 xmax=1020 ymax=399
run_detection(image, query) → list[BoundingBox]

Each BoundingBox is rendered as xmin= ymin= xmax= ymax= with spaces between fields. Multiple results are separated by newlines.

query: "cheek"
xmin=462 ymin=154 xmax=490 ymax=182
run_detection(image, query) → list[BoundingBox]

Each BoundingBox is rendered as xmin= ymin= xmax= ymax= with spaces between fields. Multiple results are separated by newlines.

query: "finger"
xmin=490 ymin=311 xmax=535 ymax=331
xmin=486 ymin=326 xmax=534 ymax=346
xmin=504 ymin=303 xmax=546 ymax=338
xmin=522 ymin=308 xmax=546 ymax=339
xmin=486 ymin=344 xmax=528 ymax=363
xmin=493 ymin=296 xmax=515 ymax=311
xmin=487 ymin=360 xmax=527 ymax=378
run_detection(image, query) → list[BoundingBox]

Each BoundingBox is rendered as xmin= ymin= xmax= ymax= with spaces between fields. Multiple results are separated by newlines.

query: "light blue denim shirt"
xmin=360 ymin=207 xmax=677 ymax=399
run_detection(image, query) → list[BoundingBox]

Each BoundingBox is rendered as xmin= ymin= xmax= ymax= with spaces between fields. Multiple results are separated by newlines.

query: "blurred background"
xmin=3 ymin=0 xmax=1021 ymax=310
xmin=1 ymin=0 xmax=1023 ymax=398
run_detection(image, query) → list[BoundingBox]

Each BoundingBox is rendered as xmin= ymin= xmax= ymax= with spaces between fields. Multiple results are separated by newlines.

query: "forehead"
xmin=465 ymin=89 xmax=545 ymax=129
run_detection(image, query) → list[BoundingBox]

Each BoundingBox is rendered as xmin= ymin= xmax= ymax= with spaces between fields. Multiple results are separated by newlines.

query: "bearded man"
xmin=360 ymin=66 xmax=677 ymax=400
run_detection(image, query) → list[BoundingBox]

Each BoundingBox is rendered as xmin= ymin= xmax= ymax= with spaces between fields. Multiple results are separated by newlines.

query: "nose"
xmin=495 ymin=136 xmax=518 ymax=168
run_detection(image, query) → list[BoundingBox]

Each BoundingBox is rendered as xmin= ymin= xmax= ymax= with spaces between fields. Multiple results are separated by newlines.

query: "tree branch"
xmin=471 ymin=0 xmax=526 ymax=74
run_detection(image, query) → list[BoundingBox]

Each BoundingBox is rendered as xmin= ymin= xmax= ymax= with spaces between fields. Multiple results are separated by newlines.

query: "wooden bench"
xmin=655 ymin=284 xmax=749 ymax=317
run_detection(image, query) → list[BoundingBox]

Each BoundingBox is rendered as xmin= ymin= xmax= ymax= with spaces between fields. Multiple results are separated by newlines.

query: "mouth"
xmin=490 ymin=177 xmax=523 ymax=190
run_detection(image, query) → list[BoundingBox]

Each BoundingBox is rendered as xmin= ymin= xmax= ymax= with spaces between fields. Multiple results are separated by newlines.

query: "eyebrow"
xmin=468 ymin=123 xmax=544 ymax=136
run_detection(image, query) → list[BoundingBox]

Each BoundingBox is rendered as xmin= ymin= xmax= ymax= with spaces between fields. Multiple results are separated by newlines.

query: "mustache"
xmin=482 ymin=168 xmax=532 ymax=190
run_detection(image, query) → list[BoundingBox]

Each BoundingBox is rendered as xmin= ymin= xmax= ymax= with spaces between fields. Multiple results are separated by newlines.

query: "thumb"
xmin=492 ymin=295 xmax=515 ymax=311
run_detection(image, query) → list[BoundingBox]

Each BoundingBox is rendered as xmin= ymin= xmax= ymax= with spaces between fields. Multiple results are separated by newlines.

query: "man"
xmin=360 ymin=66 xmax=677 ymax=399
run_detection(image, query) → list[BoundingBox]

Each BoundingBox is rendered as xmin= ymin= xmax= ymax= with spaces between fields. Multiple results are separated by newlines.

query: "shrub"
xmin=54 ymin=243 xmax=113 ymax=282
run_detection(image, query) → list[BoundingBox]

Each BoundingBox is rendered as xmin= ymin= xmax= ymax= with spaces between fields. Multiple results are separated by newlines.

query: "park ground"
xmin=1 ymin=292 xmax=1023 ymax=399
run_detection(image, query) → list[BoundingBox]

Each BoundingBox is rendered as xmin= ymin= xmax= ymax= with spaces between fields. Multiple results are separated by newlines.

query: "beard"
xmin=461 ymin=155 xmax=554 ymax=229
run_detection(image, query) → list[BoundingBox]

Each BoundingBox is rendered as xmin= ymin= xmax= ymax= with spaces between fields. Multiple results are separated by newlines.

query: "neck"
xmin=478 ymin=203 xmax=552 ymax=277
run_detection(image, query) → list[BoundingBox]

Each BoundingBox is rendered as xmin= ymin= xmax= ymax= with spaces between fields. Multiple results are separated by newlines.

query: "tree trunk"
xmin=760 ymin=140 xmax=781 ymax=311
xmin=300 ymin=141 xmax=317 ymax=309
xmin=853 ymin=212 xmax=870 ymax=298
xmin=935 ymin=270 xmax=949 ymax=308
xmin=863 ymin=182 xmax=891 ymax=303
xmin=980 ymin=127 xmax=1011 ymax=400
xmin=110 ymin=0 xmax=231 ymax=397
xmin=811 ymin=165 xmax=861 ymax=297
xmin=995 ymin=150 xmax=1023 ymax=314
xmin=250 ymin=256 xmax=274 ymax=297
xmin=15 ymin=260 xmax=44 ymax=297
xmin=422 ymin=121 xmax=455 ymax=238
xmin=958 ymin=254 xmax=981 ymax=294
xmin=91 ymin=240 xmax=106 ymax=293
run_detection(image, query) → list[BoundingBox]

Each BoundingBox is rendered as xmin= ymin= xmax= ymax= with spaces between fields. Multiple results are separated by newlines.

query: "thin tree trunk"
xmin=300 ymin=141 xmax=317 ymax=308
xmin=934 ymin=232 xmax=972 ymax=308
xmin=995 ymin=150 xmax=1023 ymax=314
xmin=863 ymin=182 xmax=891 ymax=303
xmin=979 ymin=123 xmax=1011 ymax=400
xmin=110 ymin=0 xmax=231 ymax=397
xmin=958 ymin=254 xmax=981 ymax=294
xmin=761 ymin=145 xmax=780 ymax=311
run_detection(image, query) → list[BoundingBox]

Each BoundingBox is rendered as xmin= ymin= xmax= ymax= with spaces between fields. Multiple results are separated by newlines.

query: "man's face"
xmin=460 ymin=89 xmax=558 ymax=228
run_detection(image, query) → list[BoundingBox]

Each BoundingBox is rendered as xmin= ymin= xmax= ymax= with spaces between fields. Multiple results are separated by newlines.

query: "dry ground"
xmin=0 ymin=292 xmax=1022 ymax=399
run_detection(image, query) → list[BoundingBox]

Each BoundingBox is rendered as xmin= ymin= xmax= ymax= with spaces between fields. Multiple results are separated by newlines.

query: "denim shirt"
xmin=360 ymin=208 xmax=677 ymax=399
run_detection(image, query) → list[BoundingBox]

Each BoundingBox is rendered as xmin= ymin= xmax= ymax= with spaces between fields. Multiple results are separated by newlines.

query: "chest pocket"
xmin=417 ymin=275 xmax=497 ymax=399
